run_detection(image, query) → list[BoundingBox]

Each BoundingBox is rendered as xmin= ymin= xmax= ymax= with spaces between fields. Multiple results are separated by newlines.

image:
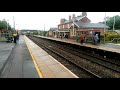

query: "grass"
xmin=100 ymin=39 xmax=105 ymax=44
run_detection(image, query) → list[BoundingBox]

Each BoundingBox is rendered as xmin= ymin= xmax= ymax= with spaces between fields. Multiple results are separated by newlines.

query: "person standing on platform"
xmin=60 ymin=34 xmax=62 ymax=39
xmin=10 ymin=35 xmax=13 ymax=42
xmin=94 ymin=34 xmax=99 ymax=45
xmin=80 ymin=34 xmax=85 ymax=44
xmin=13 ymin=33 xmax=17 ymax=43
xmin=16 ymin=34 xmax=19 ymax=44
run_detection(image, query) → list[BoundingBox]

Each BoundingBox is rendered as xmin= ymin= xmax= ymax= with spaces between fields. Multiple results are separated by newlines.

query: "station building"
xmin=57 ymin=12 xmax=109 ymax=39
xmin=48 ymin=27 xmax=58 ymax=37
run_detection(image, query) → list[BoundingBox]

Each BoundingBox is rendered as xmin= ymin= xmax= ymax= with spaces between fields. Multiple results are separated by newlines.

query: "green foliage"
xmin=100 ymin=33 xmax=104 ymax=39
xmin=38 ymin=31 xmax=48 ymax=36
xmin=43 ymin=31 xmax=48 ymax=36
xmin=103 ymin=15 xmax=120 ymax=30
xmin=75 ymin=35 xmax=80 ymax=42
xmin=0 ymin=19 xmax=12 ymax=30
xmin=100 ymin=31 xmax=120 ymax=43
xmin=33 ymin=31 xmax=38 ymax=35
xmin=107 ymin=34 xmax=115 ymax=41
xmin=106 ymin=32 xmax=120 ymax=40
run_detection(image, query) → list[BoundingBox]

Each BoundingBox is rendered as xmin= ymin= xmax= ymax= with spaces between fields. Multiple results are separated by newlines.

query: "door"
xmin=95 ymin=32 xmax=100 ymax=43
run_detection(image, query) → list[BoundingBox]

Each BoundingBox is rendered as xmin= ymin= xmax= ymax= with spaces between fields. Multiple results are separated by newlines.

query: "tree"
xmin=103 ymin=15 xmax=120 ymax=30
xmin=0 ymin=19 xmax=12 ymax=30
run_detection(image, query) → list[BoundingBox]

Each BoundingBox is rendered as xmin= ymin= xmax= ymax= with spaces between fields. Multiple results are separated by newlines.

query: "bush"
xmin=100 ymin=33 xmax=104 ymax=39
xmin=107 ymin=34 xmax=114 ymax=40
xmin=106 ymin=32 xmax=120 ymax=41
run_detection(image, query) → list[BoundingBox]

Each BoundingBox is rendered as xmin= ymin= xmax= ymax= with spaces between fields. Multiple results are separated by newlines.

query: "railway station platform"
xmin=24 ymin=35 xmax=78 ymax=78
xmin=0 ymin=35 xmax=78 ymax=78
xmin=34 ymin=35 xmax=120 ymax=54
xmin=0 ymin=35 xmax=39 ymax=78
xmin=0 ymin=42 xmax=15 ymax=76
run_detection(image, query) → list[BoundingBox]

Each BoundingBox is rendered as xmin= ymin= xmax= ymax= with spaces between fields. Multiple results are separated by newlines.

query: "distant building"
xmin=57 ymin=12 xmax=109 ymax=39
xmin=20 ymin=29 xmax=38 ymax=35
xmin=17 ymin=30 xmax=22 ymax=35
xmin=48 ymin=27 xmax=58 ymax=37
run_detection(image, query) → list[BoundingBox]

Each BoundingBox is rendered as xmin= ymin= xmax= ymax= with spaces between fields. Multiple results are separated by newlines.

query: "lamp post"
xmin=104 ymin=12 xmax=106 ymax=44
xmin=72 ymin=19 xmax=74 ymax=37
xmin=73 ymin=23 xmax=74 ymax=37
xmin=13 ymin=16 xmax=15 ymax=31
xmin=7 ymin=20 xmax=9 ymax=30
xmin=43 ymin=24 xmax=45 ymax=36
xmin=113 ymin=16 xmax=115 ymax=31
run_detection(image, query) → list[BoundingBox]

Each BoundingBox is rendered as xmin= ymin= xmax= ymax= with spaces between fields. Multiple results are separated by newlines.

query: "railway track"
xmin=27 ymin=36 xmax=120 ymax=78
xmin=39 ymin=38 xmax=120 ymax=73
xmin=28 ymin=36 xmax=100 ymax=78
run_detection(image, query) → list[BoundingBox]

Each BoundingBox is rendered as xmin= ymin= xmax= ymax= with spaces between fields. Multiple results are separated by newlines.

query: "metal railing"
xmin=109 ymin=38 xmax=120 ymax=43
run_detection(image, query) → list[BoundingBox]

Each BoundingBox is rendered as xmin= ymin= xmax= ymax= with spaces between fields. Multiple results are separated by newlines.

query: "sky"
xmin=0 ymin=12 xmax=120 ymax=31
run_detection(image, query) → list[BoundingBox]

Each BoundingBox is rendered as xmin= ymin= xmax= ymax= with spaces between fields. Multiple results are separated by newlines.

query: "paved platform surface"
xmin=25 ymin=35 xmax=78 ymax=78
xmin=35 ymin=35 xmax=120 ymax=53
xmin=0 ymin=35 xmax=39 ymax=78
xmin=0 ymin=42 xmax=15 ymax=75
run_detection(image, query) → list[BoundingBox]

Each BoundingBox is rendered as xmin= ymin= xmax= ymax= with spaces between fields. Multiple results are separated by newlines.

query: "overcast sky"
xmin=0 ymin=12 xmax=120 ymax=31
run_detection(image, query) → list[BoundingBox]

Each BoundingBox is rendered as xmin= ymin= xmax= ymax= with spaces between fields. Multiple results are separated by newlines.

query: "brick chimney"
xmin=72 ymin=14 xmax=75 ymax=19
xmin=69 ymin=15 xmax=71 ymax=21
xmin=60 ymin=18 xmax=66 ymax=24
xmin=82 ymin=12 xmax=87 ymax=17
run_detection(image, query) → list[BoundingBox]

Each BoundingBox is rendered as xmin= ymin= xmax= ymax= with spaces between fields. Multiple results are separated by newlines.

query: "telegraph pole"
xmin=104 ymin=12 xmax=106 ymax=44
xmin=7 ymin=20 xmax=8 ymax=30
xmin=113 ymin=16 xmax=115 ymax=31
xmin=13 ymin=16 xmax=15 ymax=31
xmin=44 ymin=24 xmax=45 ymax=31
xmin=43 ymin=24 xmax=45 ymax=36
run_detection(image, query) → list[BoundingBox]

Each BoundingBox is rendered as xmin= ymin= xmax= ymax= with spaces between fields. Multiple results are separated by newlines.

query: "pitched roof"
xmin=73 ymin=22 xmax=109 ymax=28
xmin=49 ymin=27 xmax=58 ymax=31
xmin=58 ymin=15 xmax=87 ymax=25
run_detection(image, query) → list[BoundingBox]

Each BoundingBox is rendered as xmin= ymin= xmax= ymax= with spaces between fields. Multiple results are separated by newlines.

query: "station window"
xmin=68 ymin=24 xmax=69 ymax=28
xmin=73 ymin=29 xmax=75 ymax=36
xmin=63 ymin=25 xmax=64 ymax=28
xmin=74 ymin=30 xmax=76 ymax=36
xmin=70 ymin=29 xmax=73 ymax=36
xmin=59 ymin=26 xmax=61 ymax=29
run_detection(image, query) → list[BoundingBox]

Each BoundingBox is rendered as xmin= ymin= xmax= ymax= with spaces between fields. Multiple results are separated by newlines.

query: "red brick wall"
xmin=69 ymin=28 xmax=105 ymax=39
xmin=64 ymin=24 xmax=68 ymax=29
xmin=60 ymin=25 xmax=63 ymax=29
xmin=80 ymin=17 xmax=91 ymax=23
xmin=69 ymin=36 xmax=75 ymax=39
xmin=58 ymin=23 xmax=72 ymax=30
xmin=69 ymin=23 xmax=72 ymax=28
xmin=60 ymin=19 xmax=66 ymax=24
xmin=58 ymin=25 xmax=63 ymax=29
xmin=77 ymin=28 xmax=105 ymax=33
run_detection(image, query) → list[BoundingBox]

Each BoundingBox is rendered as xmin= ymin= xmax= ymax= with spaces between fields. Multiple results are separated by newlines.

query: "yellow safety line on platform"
xmin=24 ymin=36 xmax=43 ymax=78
